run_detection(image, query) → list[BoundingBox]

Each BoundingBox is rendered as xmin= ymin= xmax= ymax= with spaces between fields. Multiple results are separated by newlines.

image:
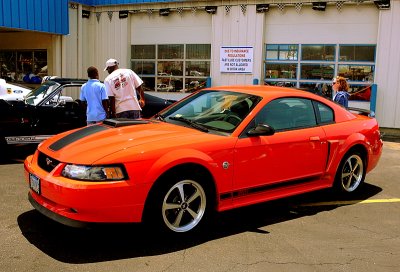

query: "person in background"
xmin=80 ymin=66 xmax=109 ymax=125
xmin=332 ymin=76 xmax=350 ymax=107
xmin=103 ymin=58 xmax=145 ymax=119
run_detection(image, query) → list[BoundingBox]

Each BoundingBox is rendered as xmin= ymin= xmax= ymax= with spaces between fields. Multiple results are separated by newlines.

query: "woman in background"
xmin=332 ymin=76 xmax=350 ymax=107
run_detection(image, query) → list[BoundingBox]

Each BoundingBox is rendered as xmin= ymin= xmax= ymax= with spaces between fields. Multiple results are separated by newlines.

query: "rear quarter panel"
xmin=322 ymin=114 xmax=382 ymax=182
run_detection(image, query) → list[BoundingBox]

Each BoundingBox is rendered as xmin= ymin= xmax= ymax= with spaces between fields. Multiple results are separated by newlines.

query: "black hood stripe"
xmin=49 ymin=125 xmax=109 ymax=151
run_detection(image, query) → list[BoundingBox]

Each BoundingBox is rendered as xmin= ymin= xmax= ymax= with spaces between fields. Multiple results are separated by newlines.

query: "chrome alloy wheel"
xmin=162 ymin=180 xmax=206 ymax=233
xmin=340 ymin=154 xmax=364 ymax=192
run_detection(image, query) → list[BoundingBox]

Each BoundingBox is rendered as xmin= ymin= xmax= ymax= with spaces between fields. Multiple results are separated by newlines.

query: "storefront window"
xmin=301 ymin=64 xmax=335 ymax=80
xmin=131 ymin=45 xmax=156 ymax=59
xmin=131 ymin=61 xmax=155 ymax=76
xmin=0 ymin=50 xmax=47 ymax=83
xmin=264 ymin=43 xmax=376 ymax=101
xmin=301 ymin=45 xmax=335 ymax=61
xmin=338 ymin=65 xmax=374 ymax=82
xmin=348 ymin=84 xmax=372 ymax=101
xmin=131 ymin=44 xmax=210 ymax=93
xmin=186 ymin=61 xmax=210 ymax=77
xmin=299 ymin=82 xmax=332 ymax=99
xmin=158 ymin=61 xmax=183 ymax=76
xmin=265 ymin=63 xmax=297 ymax=79
xmin=185 ymin=78 xmax=207 ymax=92
xmin=158 ymin=44 xmax=184 ymax=59
xmin=339 ymin=45 xmax=375 ymax=62
xmin=186 ymin=44 xmax=211 ymax=59
xmin=266 ymin=44 xmax=298 ymax=60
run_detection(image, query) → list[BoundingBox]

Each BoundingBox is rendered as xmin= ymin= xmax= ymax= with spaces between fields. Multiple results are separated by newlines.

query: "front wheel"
xmin=334 ymin=152 xmax=366 ymax=193
xmin=162 ymin=180 xmax=206 ymax=233
xmin=145 ymin=176 xmax=211 ymax=234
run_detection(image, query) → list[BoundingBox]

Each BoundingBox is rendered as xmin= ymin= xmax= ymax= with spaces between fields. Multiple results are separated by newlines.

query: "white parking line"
xmin=298 ymin=198 xmax=400 ymax=207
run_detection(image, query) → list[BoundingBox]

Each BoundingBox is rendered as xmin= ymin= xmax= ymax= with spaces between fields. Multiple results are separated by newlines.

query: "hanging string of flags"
xmin=87 ymin=1 xmax=388 ymax=22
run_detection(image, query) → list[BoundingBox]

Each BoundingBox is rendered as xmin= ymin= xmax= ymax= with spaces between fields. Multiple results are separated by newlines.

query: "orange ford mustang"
xmin=24 ymin=86 xmax=383 ymax=233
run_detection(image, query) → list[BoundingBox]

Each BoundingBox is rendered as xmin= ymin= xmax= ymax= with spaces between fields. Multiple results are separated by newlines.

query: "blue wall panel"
xmin=19 ymin=0 xmax=27 ymax=29
xmin=2 ymin=0 xmax=11 ymax=27
xmin=0 ymin=0 xmax=186 ymax=34
xmin=74 ymin=0 xmax=183 ymax=5
xmin=0 ymin=0 xmax=69 ymax=35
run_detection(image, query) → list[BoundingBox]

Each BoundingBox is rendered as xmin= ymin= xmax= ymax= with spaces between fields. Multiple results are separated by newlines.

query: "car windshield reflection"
xmin=159 ymin=90 xmax=261 ymax=133
xmin=25 ymin=82 xmax=59 ymax=106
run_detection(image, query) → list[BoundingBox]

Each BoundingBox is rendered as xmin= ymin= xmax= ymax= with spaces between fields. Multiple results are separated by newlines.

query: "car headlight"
xmin=62 ymin=164 xmax=127 ymax=181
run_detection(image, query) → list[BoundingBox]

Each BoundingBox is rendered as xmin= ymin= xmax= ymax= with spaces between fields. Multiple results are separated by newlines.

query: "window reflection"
xmin=301 ymin=45 xmax=335 ymax=61
xmin=0 ymin=50 xmax=47 ymax=83
xmin=131 ymin=45 xmax=156 ymax=59
xmin=158 ymin=45 xmax=184 ymax=59
xmin=186 ymin=61 xmax=210 ymax=77
xmin=131 ymin=44 xmax=211 ymax=93
xmin=301 ymin=64 xmax=335 ymax=80
xmin=265 ymin=63 xmax=297 ymax=79
xmin=338 ymin=65 xmax=374 ymax=82
xmin=185 ymin=78 xmax=207 ymax=93
xmin=266 ymin=44 xmax=298 ymax=60
xmin=158 ymin=61 xmax=183 ymax=76
xmin=141 ymin=77 xmax=155 ymax=92
xmin=348 ymin=84 xmax=372 ymax=101
xmin=299 ymin=82 xmax=332 ymax=99
xmin=339 ymin=45 xmax=375 ymax=62
xmin=131 ymin=61 xmax=155 ymax=76
xmin=186 ymin=44 xmax=211 ymax=59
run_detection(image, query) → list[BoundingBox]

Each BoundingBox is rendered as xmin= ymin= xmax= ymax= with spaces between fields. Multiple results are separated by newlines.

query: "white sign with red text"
xmin=220 ymin=46 xmax=253 ymax=74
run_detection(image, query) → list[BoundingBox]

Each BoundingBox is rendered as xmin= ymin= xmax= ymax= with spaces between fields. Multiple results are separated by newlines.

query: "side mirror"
xmin=247 ymin=124 xmax=275 ymax=136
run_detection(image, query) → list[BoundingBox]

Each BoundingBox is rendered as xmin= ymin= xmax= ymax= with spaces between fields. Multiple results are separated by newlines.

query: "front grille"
xmin=38 ymin=152 xmax=60 ymax=173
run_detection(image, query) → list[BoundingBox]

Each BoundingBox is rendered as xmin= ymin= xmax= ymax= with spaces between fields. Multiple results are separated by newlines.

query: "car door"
xmin=32 ymin=84 xmax=86 ymax=136
xmin=233 ymin=97 xmax=328 ymax=192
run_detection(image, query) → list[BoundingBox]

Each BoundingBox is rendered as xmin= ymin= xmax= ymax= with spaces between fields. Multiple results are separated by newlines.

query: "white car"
xmin=156 ymin=83 xmax=174 ymax=92
xmin=0 ymin=79 xmax=32 ymax=101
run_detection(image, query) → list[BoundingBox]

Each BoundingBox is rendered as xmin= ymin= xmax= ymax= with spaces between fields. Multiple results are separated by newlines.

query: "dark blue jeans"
xmin=116 ymin=110 xmax=141 ymax=119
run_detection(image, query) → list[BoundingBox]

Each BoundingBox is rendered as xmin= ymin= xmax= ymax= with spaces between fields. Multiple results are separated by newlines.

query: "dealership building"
xmin=0 ymin=0 xmax=399 ymax=130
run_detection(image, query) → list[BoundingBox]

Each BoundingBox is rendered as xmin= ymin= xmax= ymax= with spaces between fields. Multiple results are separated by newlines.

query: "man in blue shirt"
xmin=80 ymin=66 xmax=109 ymax=125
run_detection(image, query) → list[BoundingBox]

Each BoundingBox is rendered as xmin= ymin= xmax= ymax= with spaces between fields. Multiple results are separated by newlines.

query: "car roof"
xmin=49 ymin=78 xmax=88 ymax=85
xmin=207 ymin=85 xmax=340 ymax=105
xmin=206 ymin=85 xmax=313 ymax=98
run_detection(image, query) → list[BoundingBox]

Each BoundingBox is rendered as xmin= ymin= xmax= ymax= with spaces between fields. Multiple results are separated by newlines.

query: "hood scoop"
xmin=103 ymin=118 xmax=151 ymax=127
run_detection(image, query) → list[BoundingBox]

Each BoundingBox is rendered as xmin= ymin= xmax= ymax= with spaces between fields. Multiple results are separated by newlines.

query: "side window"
xmin=289 ymin=99 xmax=317 ymax=128
xmin=255 ymin=99 xmax=292 ymax=131
xmin=44 ymin=86 xmax=79 ymax=107
xmin=316 ymin=102 xmax=334 ymax=124
xmin=255 ymin=98 xmax=317 ymax=131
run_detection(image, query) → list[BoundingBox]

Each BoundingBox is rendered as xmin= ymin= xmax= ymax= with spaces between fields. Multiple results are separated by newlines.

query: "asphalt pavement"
xmin=0 ymin=141 xmax=399 ymax=272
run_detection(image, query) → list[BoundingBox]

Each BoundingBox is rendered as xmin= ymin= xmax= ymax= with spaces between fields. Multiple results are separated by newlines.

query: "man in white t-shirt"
xmin=103 ymin=58 xmax=145 ymax=119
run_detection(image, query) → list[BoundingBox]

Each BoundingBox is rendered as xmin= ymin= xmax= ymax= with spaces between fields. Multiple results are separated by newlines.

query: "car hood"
xmin=39 ymin=121 xmax=216 ymax=164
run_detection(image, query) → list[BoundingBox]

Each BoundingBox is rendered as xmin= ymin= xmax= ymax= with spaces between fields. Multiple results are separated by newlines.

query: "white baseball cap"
xmin=104 ymin=58 xmax=119 ymax=71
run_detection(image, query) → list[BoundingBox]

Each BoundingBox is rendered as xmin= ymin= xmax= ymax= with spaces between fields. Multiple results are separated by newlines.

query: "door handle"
xmin=309 ymin=136 xmax=320 ymax=141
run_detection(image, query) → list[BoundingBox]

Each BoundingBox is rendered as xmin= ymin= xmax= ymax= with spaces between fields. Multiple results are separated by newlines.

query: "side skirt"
xmin=218 ymin=177 xmax=331 ymax=211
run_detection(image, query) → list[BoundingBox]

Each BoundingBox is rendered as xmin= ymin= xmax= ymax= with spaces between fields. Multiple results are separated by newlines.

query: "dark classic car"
xmin=0 ymin=78 xmax=174 ymax=147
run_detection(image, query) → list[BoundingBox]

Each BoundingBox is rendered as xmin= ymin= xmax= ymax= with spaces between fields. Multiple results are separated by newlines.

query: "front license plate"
xmin=29 ymin=173 xmax=40 ymax=195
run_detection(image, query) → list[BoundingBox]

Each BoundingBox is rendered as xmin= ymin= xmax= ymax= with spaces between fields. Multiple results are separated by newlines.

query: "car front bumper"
xmin=24 ymin=154 xmax=148 ymax=226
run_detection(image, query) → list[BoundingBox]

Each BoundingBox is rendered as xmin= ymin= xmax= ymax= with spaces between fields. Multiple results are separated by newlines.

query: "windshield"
xmin=157 ymin=90 xmax=261 ymax=133
xmin=25 ymin=81 xmax=59 ymax=105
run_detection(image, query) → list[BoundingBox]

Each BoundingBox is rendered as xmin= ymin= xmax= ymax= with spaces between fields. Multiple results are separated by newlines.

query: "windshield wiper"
xmin=169 ymin=116 xmax=209 ymax=132
xmin=155 ymin=113 xmax=166 ymax=122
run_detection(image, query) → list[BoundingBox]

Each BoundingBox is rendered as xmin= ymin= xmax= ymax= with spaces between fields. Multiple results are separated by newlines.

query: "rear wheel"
xmin=334 ymin=152 xmax=365 ymax=193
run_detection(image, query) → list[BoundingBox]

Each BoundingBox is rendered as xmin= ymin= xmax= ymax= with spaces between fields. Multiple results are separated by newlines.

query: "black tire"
xmin=334 ymin=151 xmax=366 ymax=194
xmin=145 ymin=171 xmax=213 ymax=234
